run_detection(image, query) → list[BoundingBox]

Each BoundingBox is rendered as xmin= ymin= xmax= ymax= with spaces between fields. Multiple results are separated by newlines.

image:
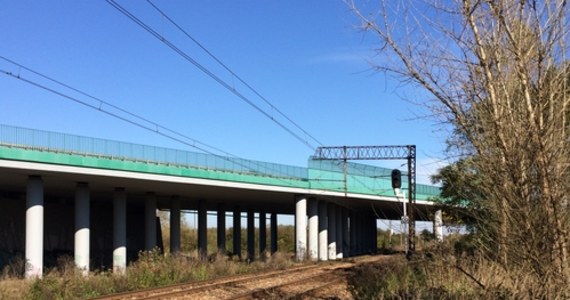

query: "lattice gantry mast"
xmin=312 ymin=145 xmax=417 ymax=255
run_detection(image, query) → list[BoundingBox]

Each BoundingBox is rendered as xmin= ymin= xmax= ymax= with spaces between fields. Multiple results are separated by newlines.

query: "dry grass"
xmin=0 ymin=249 xmax=297 ymax=299
xmin=348 ymin=239 xmax=570 ymax=299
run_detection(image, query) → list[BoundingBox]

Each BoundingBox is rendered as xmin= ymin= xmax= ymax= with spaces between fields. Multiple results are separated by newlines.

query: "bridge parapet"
xmin=0 ymin=124 xmax=306 ymax=180
xmin=0 ymin=124 xmax=440 ymax=201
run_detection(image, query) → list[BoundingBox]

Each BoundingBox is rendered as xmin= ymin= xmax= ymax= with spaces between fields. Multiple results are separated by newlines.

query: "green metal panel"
xmin=0 ymin=124 xmax=440 ymax=201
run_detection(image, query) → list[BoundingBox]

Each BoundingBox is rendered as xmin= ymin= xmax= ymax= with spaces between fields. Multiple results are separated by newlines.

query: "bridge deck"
xmin=0 ymin=124 xmax=440 ymax=205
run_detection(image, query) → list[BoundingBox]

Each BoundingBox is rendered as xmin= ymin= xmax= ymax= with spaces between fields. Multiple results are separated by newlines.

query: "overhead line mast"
xmin=312 ymin=145 xmax=417 ymax=256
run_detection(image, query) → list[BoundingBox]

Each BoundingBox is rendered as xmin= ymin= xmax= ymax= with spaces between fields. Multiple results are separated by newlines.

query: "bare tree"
xmin=349 ymin=0 xmax=570 ymax=296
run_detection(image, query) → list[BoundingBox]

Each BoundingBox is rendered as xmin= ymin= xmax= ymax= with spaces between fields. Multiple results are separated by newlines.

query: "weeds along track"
xmin=227 ymin=271 xmax=345 ymax=300
xmin=91 ymin=263 xmax=323 ymax=300
xmin=92 ymin=255 xmax=382 ymax=300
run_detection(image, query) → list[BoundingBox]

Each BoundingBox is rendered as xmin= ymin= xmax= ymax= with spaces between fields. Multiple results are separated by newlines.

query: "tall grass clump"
xmin=23 ymin=249 xmax=296 ymax=299
xmin=349 ymin=234 xmax=570 ymax=299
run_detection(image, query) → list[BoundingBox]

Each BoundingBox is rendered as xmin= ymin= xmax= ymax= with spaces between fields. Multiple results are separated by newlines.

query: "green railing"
xmin=0 ymin=124 xmax=440 ymax=200
xmin=0 ymin=124 xmax=306 ymax=180
xmin=308 ymin=159 xmax=441 ymax=200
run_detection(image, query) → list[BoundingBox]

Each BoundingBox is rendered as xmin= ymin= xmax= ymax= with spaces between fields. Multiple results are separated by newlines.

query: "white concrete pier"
xmin=25 ymin=175 xmax=43 ymax=279
xmin=233 ymin=205 xmax=242 ymax=259
xmin=270 ymin=213 xmax=278 ymax=254
xmin=75 ymin=182 xmax=90 ymax=276
xmin=170 ymin=196 xmax=181 ymax=254
xmin=113 ymin=188 xmax=126 ymax=275
xmin=307 ymin=198 xmax=318 ymax=261
xmin=247 ymin=209 xmax=255 ymax=261
xmin=295 ymin=195 xmax=307 ymax=261
xmin=144 ymin=192 xmax=157 ymax=251
xmin=217 ymin=203 xmax=226 ymax=255
xmin=198 ymin=200 xmax=208 ymax=260
xmin=318 ymin=201 xmax=328 ymax=261
xmin=335 ymin=206 xmax=343 ymax=259
xmin=259 ymin=211 xmax=266 ymax=260
xmin=327 ymin=203 xmax=336 ymax=260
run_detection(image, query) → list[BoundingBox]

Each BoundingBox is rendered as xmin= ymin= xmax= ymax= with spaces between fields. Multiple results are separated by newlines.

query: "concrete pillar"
xmin=362 ymin=217 xmax=368 ymax=253
xmin=247 ymin=209 xmax=255 ymax=261
xmin=327 ymin=203 xmax=336 ymax=260
xmin=270 ymin=213 xmax=278 ymax=254
xmin=233 ymin=206 xmax=241 ymax=259
xmin=365 ymin=216 xmax=372 ymax=253
xmin=349 ymin=211 xmax=357 ymax=256
xmin=318 ymin=201 xmax=328 ymax=261
xmin=372 ymin=217 xmax=378 ymax=253
xmin=359 ymin=214 xmax=364 ymax=254
xmin=25 ymin=175 xmax=43 ymax=279
xmin=356 ymin=216 xmax=363 ymax=254
xmin=217 ymin=203 xmax=226 ymax=255
xmin=144 ymin=192 xmax=157 ymax=251
xmin=198 ymin=200 xmax=207 ymax=260
xmin=434 ymin=210 xmax=444 ymax=242
xmin=170 ymin=196 xmax=181 ymax=254
xmin=259 ymin=211 xmax=267 ymax=260
xmin=336 ymin=206 xmax=343 ymax=259
xmin=295 ymin=195 xmax=307 ymax=261
xmin=113 ymin=188 xmax=126 ymax=274
xmin=307 ymin=198 xmax=318 ymax=261
xmin=342 ymin=209 xmax=349 ymax=258
xmin=75 ymin=182 xmax=90 ymax=276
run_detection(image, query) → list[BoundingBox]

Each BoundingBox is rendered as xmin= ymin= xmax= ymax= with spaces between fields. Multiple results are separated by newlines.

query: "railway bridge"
xmin=0 ymin=124 xmax=441 ymax=278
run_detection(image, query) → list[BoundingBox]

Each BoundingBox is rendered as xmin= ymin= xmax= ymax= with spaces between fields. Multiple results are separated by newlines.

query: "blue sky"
xmin=0 ymin=1 xmax=448 ymax=185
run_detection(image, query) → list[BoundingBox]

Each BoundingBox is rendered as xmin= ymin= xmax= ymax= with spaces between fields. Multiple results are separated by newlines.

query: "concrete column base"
xmin=318 ymin=201 xmax=328 ymax=261
xmin=308 ymin=198 xmax=318 ymax=261
xmin=170 ymin=196 xmax=181 ymax=254
xmin=295 ymin=196 xmax=307 ymax=261
xmin=25 ymin=175 xmax=43 ymax=279
xmin=113 ymin=188 xmax=127 ymax=275
xmin=75 ymin=182 xmax=90 ymax=276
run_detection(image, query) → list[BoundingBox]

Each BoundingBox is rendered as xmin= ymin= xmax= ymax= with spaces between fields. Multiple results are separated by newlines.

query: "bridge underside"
xmin=0 ymin=159 xmax=437 ymax=279
xmin=0 ymin=164 xmax=430 ymax=217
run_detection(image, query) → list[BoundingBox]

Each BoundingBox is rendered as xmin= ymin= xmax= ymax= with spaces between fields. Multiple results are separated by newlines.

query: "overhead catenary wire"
xmin=145 ymin=0 xmax=324 ymax=148
xmin=1 ymin=59 xmax=414 ymax=209
xmin=0 ymin=55 xmax=227 ymax=157
xmin=0 ymin=58 xmax=303 ymax=181
xmin=105 ymin=0 xmax=318 ymax=151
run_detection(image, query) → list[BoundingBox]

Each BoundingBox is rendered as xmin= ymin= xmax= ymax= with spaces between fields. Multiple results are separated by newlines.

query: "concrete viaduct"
xmin=0 ymin=124 xmax=441 ymax=278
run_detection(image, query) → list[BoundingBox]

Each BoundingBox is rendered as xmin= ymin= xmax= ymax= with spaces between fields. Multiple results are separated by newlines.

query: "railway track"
xmin=92 ymin=255 xmax=387 ymax=300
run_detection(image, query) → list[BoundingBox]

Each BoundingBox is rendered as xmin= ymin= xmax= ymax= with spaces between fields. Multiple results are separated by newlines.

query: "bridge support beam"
xmin=198 ymin=200 xmax=208 ymax=260
xmin=75 ymin=182 xmax=90 ymax=276
xmin=356 ymin=213 xmax=363 ymax=255
xmin=270 ymin=213 xmax=278 ymax=254
xmin=25 ymin=175 xmax=43 ymax=279
xmin=349 ymin=211 xmax=356 ymax=256
xmin=217 ymin=203 xmax=226 ymax=255
xmin=336 ymin=206 xmax=343 ymax=259
xmin=307 ymin=198 xmax=318 ymax=261
xmin=327 ymin=203 xmax=336 ymax=260
xmin=370 ymin=217 xmax=378 ymax=254
xmin=233 ymin=206 xmax=241 ymax=259
xmin=318 ymin=201 xmax=328 ymax=261
xmin=170 ymin=196 xmax=181 ymax=254
xmin=362 ymin=216 xmax=367 ymax=254
xmin=295 ymin=196 xmax=307 ymax=261
xmin=113 ymin=188 xmax=126 ymax=275
xmin=434 ymin=210 xmax=443 ymax=242
xmin=247 ymin=209 xmax=255 ymax=261
xmin=342 ymin=209 xmax=349 ymax=258
xmin=144 ymin=192 xmax=157 ymax=251
xmin=369 ymin=217 xmax=374 ymax=252
xmin=259 ymin=211 xmax=266 ymax=260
